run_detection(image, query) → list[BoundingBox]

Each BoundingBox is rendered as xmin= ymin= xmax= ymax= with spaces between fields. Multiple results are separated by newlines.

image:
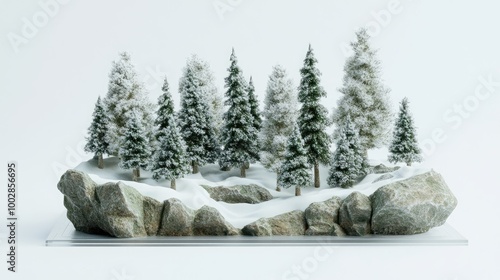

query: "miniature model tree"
xmin=260 ymin=65 xmax=298 ymax=191
xmin=219 ymin=49 xmax=255 ymax=178
xmin=332 ymin=29 xmax=392 ymax=153
xmin=388 ymin=97 xmax=423 ymax=166
xmin=151 ymin=115 xmax=191 ymax=190
xmin=118 ymin=110 xmax=152 ymax=181
xmin=327 ymin=115 xmax=368 ymax=188
xmin=297 ymin=44 xmax=331 ymax=189
xmin=278 ymin=123 xmax=311 ymax=196
xmin=182 ymin=55 xmax=224 ymax=139
xmin=246 ymin=76 xmax=262 ymax=166
xmin=178 ymin=66 xmax=220 ymax=174
xmin=154 ymin=77 xmax=175 ymax=140
xmin=84 ymin=96 xmax=110 ymax=169
xmin=103 ymin=52 xmax=155 ymax=155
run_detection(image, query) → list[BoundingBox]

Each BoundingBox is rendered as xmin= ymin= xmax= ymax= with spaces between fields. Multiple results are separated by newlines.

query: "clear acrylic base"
xmin=46 ymin=214 xmax=468 ymax=247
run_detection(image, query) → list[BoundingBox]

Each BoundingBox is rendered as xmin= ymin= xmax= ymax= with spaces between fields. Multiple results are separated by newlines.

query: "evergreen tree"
xmin=151 ymin=115 xmax=191 ymax=189
xmin=260 ymin=65 xmax=298 ymax=191
xmin=178 ymin=66 xmax=220 ymax=174
xmin=219 ymin=49 xmax=255 ymax=178
xmin=181 ymin=55 xmax=224 ymax=139
xmin=388 ymin=98 xmax=422 ymax=166
xmin=297 ymin=44 xmax=331 ymax=189
xmin=247 ymin=76 xmax=261 ymax=164
xmin=332 ymin=29 xmax=392 ymax=152
xmin=155 ymin=77 xmax=175 ymax=140
xmin=278 ymin=123 xmax=311 ymax=196
xmin=327 ymin=115 xmax=367 ymax=189
xmin=103 ymin=52 xmax=155 ymax=155
xmin=84 ymin=96 xmax=110 ymax=169
xmin=118 ymin=110 xmax=152 ymax=181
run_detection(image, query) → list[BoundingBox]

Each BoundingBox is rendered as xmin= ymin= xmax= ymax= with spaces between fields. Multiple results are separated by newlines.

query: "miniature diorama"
xmin=57 ymin=29 xmax=457 ymax=239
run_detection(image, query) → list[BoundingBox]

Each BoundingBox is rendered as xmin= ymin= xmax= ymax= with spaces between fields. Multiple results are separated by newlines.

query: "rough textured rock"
xmin=96 ymin=182 xmax=147 ymax=237
xmin=242 ymin=210 xmax=306 ymax=236
xmin=158 ymin=198 xmax=195 ymax=236
xmin=143 ymin=197 xmax=163 ymax=236
xmin=339 ymin=192 xmax=372 ymax=236
xmin=193 ymin=206 xmax=240 ymax=236
xmin=331 ymin=224 xmax=347 ymax=236
xmin=373 ymin=173 xmax=394 ymax=183
xmin=304 ymin=196 xmax=342 ymax=236
xmin=368 ymin=164 xmax=400 ymax=174
xmin=371 ymin=170 xmax=458 ymax=235
xmin=202 ymin=184 xmax=273 ymax=204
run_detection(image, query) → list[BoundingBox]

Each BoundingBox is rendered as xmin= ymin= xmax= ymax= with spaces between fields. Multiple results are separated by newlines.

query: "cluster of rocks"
xmin=57 ymin=169 xmax=457 ymax=238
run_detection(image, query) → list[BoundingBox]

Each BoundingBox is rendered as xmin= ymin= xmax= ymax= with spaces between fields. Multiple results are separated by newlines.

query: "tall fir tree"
xmin=178 ymin=65 xmax=220 ymax=174
xmin=103 ymin=52 xmax=155 ymax=155
xmin=297 ymin=44 xmax=331 ymax=189
xmin=247 ymin=76 xmax=261 ymax=164
xmin=84 ymin=96 xmax=110 ymax=169
xmin=332 ymin=29 xmax=392 ymax=152
xmin=155 ymin=77 xmax=175 ymax=141
xmin=260 ymin=65 xmax=298 ymax=191
xmin=278 ymin=123 xmax=311 ymax=196
xmin=327 ymin=115 xmax=368 ymax=189
xmin=181 ymin=55 xmax=224 ymax=139
xmin=388 ymin=97 xmax=422 ymax=166
xmin=151 ymin=115 xmax=191 ymax=189
xmin=219 ymin=49 xmax=255 ymax=178
xmin=118 ymin=110 xmax=152 ymax=181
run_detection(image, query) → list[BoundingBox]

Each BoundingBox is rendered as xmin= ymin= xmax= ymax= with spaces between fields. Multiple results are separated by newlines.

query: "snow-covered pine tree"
xmin=332 ymin=28 xmax=392 ymax=153
xmin=155 ymin=77 xmax=175 ymax=140
xmin=327 ymin=115 xmax=368 ymax=189
xmin=219 ymin=49 xmax=255 ymax=178
xmin=84 ymin=96 xmax=110 ymax=169
xmin=103 ymin=52 xmax=156 ymax=155
xmin=118 ymin=110 xmax=152 ymax=181
xmin=278 ymin=123 xmax=311 ymax=196
xmin=178 ymin=65 xmax=220 ymax=174
xmin=260 ymin=65 xmax=298 ymax=191
xmin=297 ymin=44 xmax=331 ymax=189
xmin=181 ymin=55 xmax=224 ymax=139
xmin=247 ymin=76 xmax=261 ymax=165
xmin=151 ymin=115 xmax=191 ymax=189
xmin=388 ymin=97 xmax=422 ymax=166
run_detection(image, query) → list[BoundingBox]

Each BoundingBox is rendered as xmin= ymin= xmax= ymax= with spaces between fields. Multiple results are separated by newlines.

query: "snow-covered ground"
xmin=75 ymin=149 xmax=431 ymax=228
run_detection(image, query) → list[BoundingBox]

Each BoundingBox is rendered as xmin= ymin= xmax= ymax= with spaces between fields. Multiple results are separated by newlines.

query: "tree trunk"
xmin=132 ymin=168 xmax=139 ymax=182
xmin=136 ymin=168 xmax=141 ymax=178
xmin=244 ymin=162 xmax=250 ymax=169
xmin=314 ymin=162 xmax=320 ymax=188
xmin=97 ymin=154 xmax=104 ymax=169
xmin=276 ymin=174 xmax=281 ymax=192
xmin=171 ymin=179 xmax=176 ymax=190
xmin=295 ymin=187 xmax=301 ymax=196
xmin=407 ymin=162 xmax=412 ymax=167
xmin=240 ymin=165 xmax=246 ymax=178
xmin=192 ymin=161 xmax=199 ymax=174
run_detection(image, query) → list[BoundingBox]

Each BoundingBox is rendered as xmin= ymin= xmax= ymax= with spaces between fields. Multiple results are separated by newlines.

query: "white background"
xmin=1 ymin=0 xmax=499 ymax=279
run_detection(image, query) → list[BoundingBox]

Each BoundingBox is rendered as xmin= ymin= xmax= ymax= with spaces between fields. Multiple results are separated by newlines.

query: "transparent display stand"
xmin=46 ymin=214 xmax=468 ymax=247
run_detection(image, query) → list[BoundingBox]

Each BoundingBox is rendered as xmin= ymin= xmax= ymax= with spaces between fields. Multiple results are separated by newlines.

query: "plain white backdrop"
xmin=0 ymin=0 xmax=499 ymax=279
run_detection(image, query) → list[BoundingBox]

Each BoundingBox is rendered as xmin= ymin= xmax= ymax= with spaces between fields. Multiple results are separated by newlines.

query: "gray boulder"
xmin=304 ymin=196 xmax=342 ymax=236
xmin=373 ymin=173 xmax=394 ymax=183
xmin=143 ymin=197 xmax=163 ymax=236
xmin=368 ymin=164 xmax=400 ymax=174
xmin=242 ymin=210 xmax=306 ymax=236
xmin=371 ymin=170 xmax=458 ymax=235
xmin=339 ymin=192 xmax=372 ymax=236
xmin=192 ymin=206 xmax=240 ymax=236
xmin=158 ymin=198 xmax=195 ymax=236
xmin=202 ymin=184 xmax=273 ymax=204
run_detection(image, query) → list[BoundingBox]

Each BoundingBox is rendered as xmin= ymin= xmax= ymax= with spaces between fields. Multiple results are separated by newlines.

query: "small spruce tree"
xmin=388 ymin=97 xmax=422 ymax=166
xmin=246 ymin=76 xmax=261 ymax=165
xmin=155 ymin=77 xmax=175 ymax=140
xmin=84 ymin=96 xmax=110 ymax=169
xmin=297 ymin=44 xmax=331 ymax=189
xmin=118 ymin=111 xmax=152 ymax=181
xmin=219 ymin=49 xmax=255 ymax=178
xmin=151 ymin=115 xmax=190 ymax=189
xmin=278 ymin=123 xmax=311 ymax=196
xmin=327 ymin=115 xmax=367 ymax=188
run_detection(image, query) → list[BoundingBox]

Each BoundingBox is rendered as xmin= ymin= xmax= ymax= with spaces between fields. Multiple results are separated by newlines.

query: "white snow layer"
xmin=75 ymin=151 xmax=430 ymax=228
